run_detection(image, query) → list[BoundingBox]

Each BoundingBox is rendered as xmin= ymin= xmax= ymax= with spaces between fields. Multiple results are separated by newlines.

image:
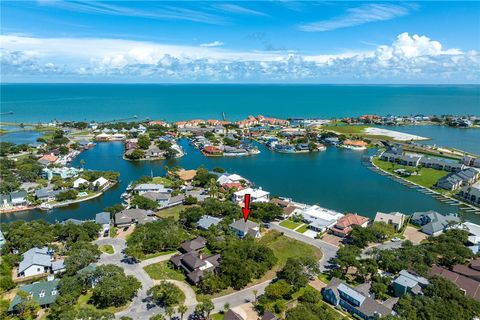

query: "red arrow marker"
xmin=242 ymin=194 xmax=251 ymax=222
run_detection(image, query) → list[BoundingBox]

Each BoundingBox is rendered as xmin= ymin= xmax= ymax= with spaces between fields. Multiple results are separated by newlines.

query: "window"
xmin=51 ymin=290 xmax=57 ymax=296
xmin=39 ymin=290 xmax=45 ymax=298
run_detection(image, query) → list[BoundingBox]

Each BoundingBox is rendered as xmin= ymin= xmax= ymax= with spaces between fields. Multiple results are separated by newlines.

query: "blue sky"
xmin=1 ymin=1 xmax=479 ymax=83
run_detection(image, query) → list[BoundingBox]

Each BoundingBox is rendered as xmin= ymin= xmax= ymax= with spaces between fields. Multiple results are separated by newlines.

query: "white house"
xmin=217 ymin=173 xmax=250 ymax=186
xmin=374 ymin=212 xmax=406 ymax=232
xmin=73 ymin=177 xmax=89 ymax=189
xmin=299 ymin=205 xmax=344 ymax=233
xmin=133 ymin=183 xmax=172 ymax=195
xmin=93 ymin=177 xmax=109 ymax=188
xmin=18 ymin=247 xmax=53 ymax=278
xmin=233 ymin=187 xmax=270 ymax=204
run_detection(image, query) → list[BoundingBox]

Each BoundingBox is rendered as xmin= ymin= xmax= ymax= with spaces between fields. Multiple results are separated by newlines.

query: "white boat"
xmin=39 ymin=203 xmax=53 ymax=211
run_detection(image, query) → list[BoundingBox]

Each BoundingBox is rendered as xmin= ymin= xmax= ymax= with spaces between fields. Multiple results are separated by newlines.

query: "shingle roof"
xmin=19 ymin=247 xmax=52 ymax=274
xmin=95 ymin=212 xmax=110 ymax=225
xmin=197 ymin=215 xmax=222 ymax=230
xmin=229 ymin=219 xmax=259 ymax=233
xmin=9 ymin=279 xmax=60 ymax=311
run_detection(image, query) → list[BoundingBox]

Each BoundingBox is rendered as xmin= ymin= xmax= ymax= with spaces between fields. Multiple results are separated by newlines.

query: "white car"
xmin=391 ymin=237 xmax=402 ymax=242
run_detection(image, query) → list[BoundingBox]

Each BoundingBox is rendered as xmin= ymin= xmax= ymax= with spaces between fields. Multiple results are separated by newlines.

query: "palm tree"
xmin=178 ymin=304 xmax=187 ymax=320
xmin=207 ymin=178 xmax=219 ymax=199
xmin=165 ymin=306 xmax=174 ymax=320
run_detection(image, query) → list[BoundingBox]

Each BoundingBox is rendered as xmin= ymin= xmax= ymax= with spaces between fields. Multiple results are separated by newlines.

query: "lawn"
xmin=76 ymin=292 xmax=130 ymax=314
xmin=259 ymin=230 xmax=323 ymax=267
xmin=156 ymin=205 xmax=194 ymax=220
xmin=279 ymin=219 xmax=301 ymax=230
xmin=372 ymin=157 xmax=448 ymax=189
xmin=142 ymin=250 xmax=177 ymax=261
xmin=99 ymin=245 xmax=114 ymax=254
xmin=151 ymin=176 xmax=175 ymax=187
xmin=296 ymin=224 xmax=309 ymax=234
xmin=320 ymin=125 xmax=369 ymax=135
xmin=211 ymin=314 xmax=224 ymax=320
xmin=144 ymin=261 xmax=186 ymax=281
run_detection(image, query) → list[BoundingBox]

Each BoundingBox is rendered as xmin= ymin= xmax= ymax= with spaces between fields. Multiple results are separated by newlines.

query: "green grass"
xmin=151 ymin=176 xmax=175 ymax=187
xmin=142 ymin=250 xmax=177 ymax=260
xmin=99 ymin=245 xmax=114 ymax=254
xmin=372 ymin=157 xmax=449 ymax=189
xmin=144 ymin=261 xmax=186 ymax=281
xmin=211 ymin=314 xmax=225 ymax=320
xmin=156 ymin=205 xmax=195 ymax=220
xmin=296 ymin=224 xmax=309 ymax=234
xmin=279 ymin=219 xmax=301 ymax=230
xmin=318 ymin=273 xmax=332 ymax=284
xmin=321 ymin=125 xmax=369 ymax=135
xmin=259 ymin=230 xmax=322 ymax=267
xmin=110 ymin=227 xmax=118 ymax=238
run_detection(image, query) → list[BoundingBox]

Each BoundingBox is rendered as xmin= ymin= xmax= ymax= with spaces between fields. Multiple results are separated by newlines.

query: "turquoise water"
xmin=1 ymin=84 xmax=479 ymax=123
xmin=2 ymin=140 xmax=479 ymax=224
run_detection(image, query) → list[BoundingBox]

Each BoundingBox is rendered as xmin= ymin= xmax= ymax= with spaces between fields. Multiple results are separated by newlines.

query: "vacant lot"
xmin=144 ymin=261 xmax=186 ymax=281
xmin=156 ymin=205 xmax=195 ymax=220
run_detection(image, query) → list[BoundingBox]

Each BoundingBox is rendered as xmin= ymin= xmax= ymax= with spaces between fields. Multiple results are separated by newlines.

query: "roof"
xmin=114 ymin=209 xmax=153 ymax=225
xmin=335 ymin=213 xmax=369 ymax=228
xmin=180 ymin=236 xmax=207 ymax=252
xmin=177 ymin=169 xmax=197 ymax=181
xmin=430 ymin=265 xmax=480 ymax=301
xmin=10 ymin=190 xmax=27 ymax=200
xmin=93 ymin=177 xmax=108 ymax=186
xmin=197 ymin=215 xmax=222 ymax=230
xmin=261 ymin=311 xmax=278 ymax=320
xmin=338 ymin=283 xmax=366 ymax=304
xmin=134 ymin=183 xmax=168 ymax=191
xmin=39 ymin=154 xmax=58 ymax=162
xmin=224 ymin=309 xmax=245 ymax=320
xmin=95 ymin=212 xmax=110 ymax=225
xmin=374 ymin=212 xmax=405 ymax=225
xmin=8 ymin=279 xmax=60 ymax=311
xmin=51 ymin=260 xmax=65 ymax=272
xmin=19 ymin=247 xmax=52 ymax=274
xmin=234 ymin=187 xmax=269 ymax=199
xmin=182 ymin=252 xmax=206 ymax=270
xmin=229 ymin=219 xmax=259 ymax=233
xmin=394 ymin=270 xmax=429 ymax=289
xmin=142 ymin=192 xmax=171 ymax=202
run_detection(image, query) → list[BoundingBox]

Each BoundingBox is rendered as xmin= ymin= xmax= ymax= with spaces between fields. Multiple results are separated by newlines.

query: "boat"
xmin=39 ymin=203 xmax=53 ymax=211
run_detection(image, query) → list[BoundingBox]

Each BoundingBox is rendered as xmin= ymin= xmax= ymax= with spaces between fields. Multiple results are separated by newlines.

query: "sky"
xmin=1 ymin=1 xmax=479 ymax=83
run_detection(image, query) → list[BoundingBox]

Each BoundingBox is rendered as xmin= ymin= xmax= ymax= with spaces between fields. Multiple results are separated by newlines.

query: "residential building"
xmin=42 ymin=167 xmax=81 ymax=181
xmin=458 ymin=181 xmax=480 ymax=206
xmin=8 ymin=279 xmax=60 ymax=314
xmin=38 ymin=154 xmax=58 ymax=166
xmin=92 ymin=176 xmax=109 ymax=188
xmin=436 ymin=168 xmax=480 ymax=191
xmin=171 ymin=237 xmax=221 ymax=284
xmin=380 ymin=152 xmax=422 ymax=166
xmin=392 ymin=270 xmax=429 ymax=297
xmin=95 ymin=212 xmax=111 ymax=235
xmin=202 ymin=145 xmax=223 ymax=156
xmin=233 ymin=187 xmax=270 ymax=204
xmin=217 ymin=173 xmax=249 ymax=186
xmin=197 ymin=215 xmax=223 ymax=230
xmin=299 ymin=205 xmax=344 ymax=233
xmin=177 ymin=169 xmax=197 ymax=182
xmin=270 ymin=198 xmax=301 ymax=217
xmin=330 ymin=214 xmax=369 ymax=237
xmin=224 ymin=309 xmax=246 ymax=320
xmin=410 ymin=211 xmax=460 ymax=236
xmin=73 ymin=177 xmax=89 ymax=189
xmin=18 ymin=247 xmax=64 ymax=278
xmin=323 ymin=278 xmax=394 ymax=320
xmin=113 ymin=209 xmax=155 ymax=227
xmin=343 ymin=139 xmax=368 ymax=150
xmin=0 ymin=190 xmax=28 ymax=208
xmin=261 ymin=311 xmax=279 ymax=320
xmin=463 ymin=156 xmax=480 ymax=168
xmin=229 ymin=219 xmax=261 ymax=238
xmin=419 ymin=157 xmax=466 ymax=172
xmin=374 ymin=212 xmax=405 ymax=232
xmin=133 ymin=183 xmax=172 ymax=195
xmin=429 ymin=265 xmax=480 ymax=301
xmin=34 ymin=189 xmax=61 ymax=202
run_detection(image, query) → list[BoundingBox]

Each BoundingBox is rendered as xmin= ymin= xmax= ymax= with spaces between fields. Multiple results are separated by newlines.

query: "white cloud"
xmin=299 ymin=3 xmax=412 ymax=32
xmin=200 ymin=41 xmax=224 ymax=48
xmin=213 ymin=4 xmax=267 ymax=16
xmin=1 ymin=32 xmax=478 ymax=83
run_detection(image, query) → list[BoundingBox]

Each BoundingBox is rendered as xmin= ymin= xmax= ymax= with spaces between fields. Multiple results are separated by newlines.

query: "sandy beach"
xmin=364 ymin=127 xmax=429 ymax=141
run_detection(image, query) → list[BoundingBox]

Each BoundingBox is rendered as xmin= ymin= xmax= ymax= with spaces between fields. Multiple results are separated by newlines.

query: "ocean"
xmin=1 ymin=84 xmax=479 ymax=123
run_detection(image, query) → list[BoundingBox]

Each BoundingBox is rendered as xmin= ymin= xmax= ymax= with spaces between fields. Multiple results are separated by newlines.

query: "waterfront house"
xmin=299 ymin=205 xmax=344 ymax=233
xmin=270 ymin=198 xmax=302 ymax=217
xmin=217 ymin=173 xmax=249 ymax=186
xmin=392 ymin=270 xmax=429 ymax=297
xmin=145 ymin=145 xmax=164 ymax=158
xmin=142 ymin=192 xmax=170 ymax=206
xmin=133 ymin=183 xmax=172 ymax=195
xmin=229 ymin=219 xmax=261 ymax=238
xmin=197 ymin=215 xmax=223 ymax=230
xmin=34 ymin=189 xmax=61 ymax=202
xmin=458 ymin=181 xmax=480 ymax=206
xmin=177 ymin=169 xmax=197 ymax=182
xmin=343 ymin=139 xmax=368 ymax=151
xmin=436 ymin=168 xmax=480 ymax=191
xmin=92 ymin=177 xmax=109 ymax=189
xmin=171 ymin=237 xmax=221 ymax=285
xmin=419 ymin=157 xmax=466 ymax=172
xmin=202 ymin=145 xmax=223 ymax=156
xmin=374 ymin=212 xmax=405 ymax=232
xmin=8 ymin=279 xmax=60 ymax=314
xmin=330 ymin=214 xmax=369 ymax=237
xmin=95 ymin=132 xmax=111 ymax=141
xmin=463 ymin=156 xmax=480 ymax=168
xmin=113 ymin=209 xmax=155 ymax=227
xmin=0 ymin=190 xmax=28 ymax=209
xmin=38 ymin=154 xmax=58 ymax=166
xmin=410 ymin=211 xmax=460 ymax=236
xmin=322 ymin=278 xmax=394 ymax=320
xmin=73 ymin=177 xmax=89 ymax=189
xmin=233 ymin=187 xmax=270 ymax=204
xmin=380 ymin=152 xmax=422 ymax=166
xmin=148 ymin=120 xmax=169 ymax=127
xmin=429 ymin=264 xmax=480 ymax=301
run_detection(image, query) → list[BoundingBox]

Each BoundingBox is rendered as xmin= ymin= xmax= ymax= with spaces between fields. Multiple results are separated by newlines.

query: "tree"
xmin=178 ymin=304 xmax=188 ymax=320
xmin=126 ymin=149 xmax=145 ymax=160
xmin=223 ymin=302 xmax=230 ymax=313
xmin=130 ymin=195 xmax=159 ymax=210
xmin=278 ymin=256 xmax=319 ymax=289
xmin=64 ymin=242 xmax=101 ymax=275
xmin=165 ymin=306 xmax=175 ymax=320
xmin=150 ymin=315 xmax=166 ymax=320
xmin=149 ymin=281 xmax=185 ymax=307
xmin=250 ymin=202 xmax=283 ymax=223
xmin=195 ymin=297 xmax=214 ymax=319
xmin=91 ymin=265 xmax=142 ymax=308
xmin=138 ymin=135 xmax=151 ymax=149
xmin=179 ymin=206 xmax=205 ymax=229
xmin=12 ymin=290 xmax=41 ymax=319
xmin=264 ymin=280 xmax=292 ymax=300
xmin=184 ymin=195 xmax=198 ymax=205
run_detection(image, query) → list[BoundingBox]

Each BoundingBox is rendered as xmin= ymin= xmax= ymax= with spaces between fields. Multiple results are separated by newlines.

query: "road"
xmin=94 ymin=223 xmax=340 ymax=318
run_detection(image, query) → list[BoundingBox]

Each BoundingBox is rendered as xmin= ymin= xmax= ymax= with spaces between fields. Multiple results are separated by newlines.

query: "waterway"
xmin=2 ymin=139 xmax=479 ymax=224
